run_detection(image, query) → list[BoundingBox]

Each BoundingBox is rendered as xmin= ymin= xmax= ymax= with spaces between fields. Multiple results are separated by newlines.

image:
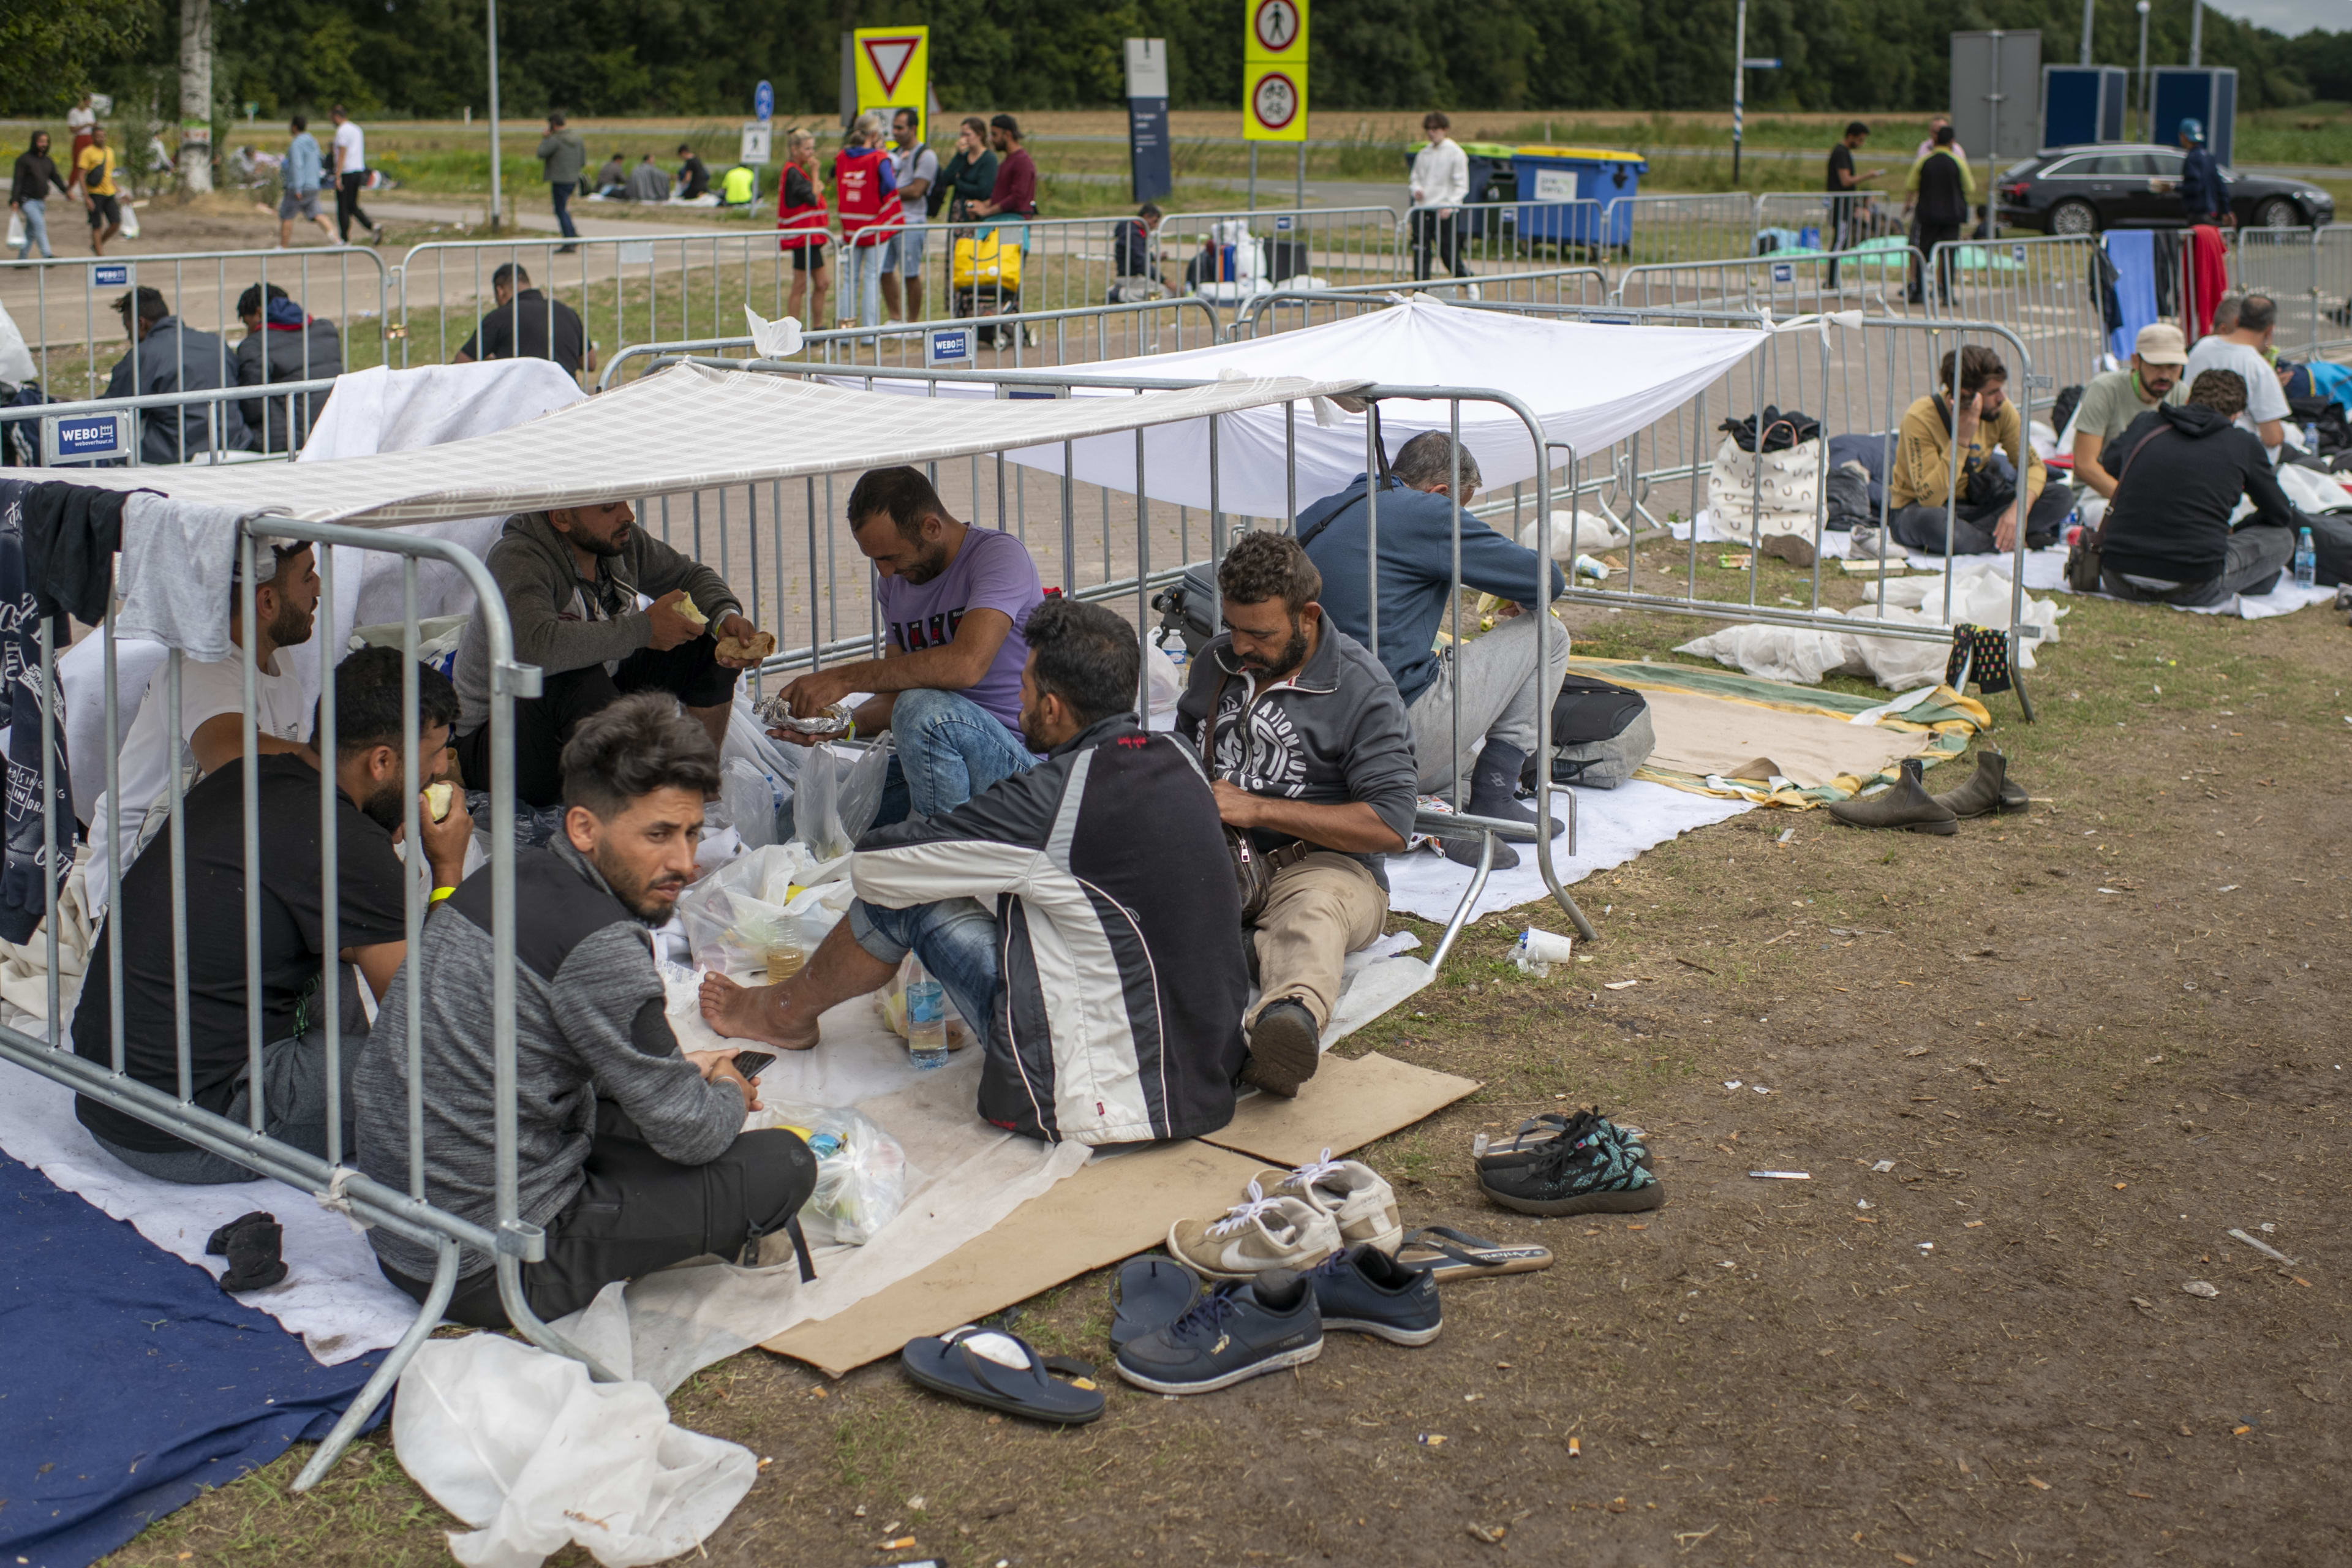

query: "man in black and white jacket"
xmin=702 ymin=597 xmax=1250 ymax=1145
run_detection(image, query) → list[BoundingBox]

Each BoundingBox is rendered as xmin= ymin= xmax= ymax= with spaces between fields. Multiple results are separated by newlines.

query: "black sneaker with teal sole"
xmin=1477 ymin=1107 xmax=1652 ymax=1174
xmin=1479 ymin=1132 xmax=1665 ymax=1217
xmin=1306 ymin=1245 xmax=1442 ymax=1346
xmin=1112 ymin=1270 xmax=1323 ymax=1394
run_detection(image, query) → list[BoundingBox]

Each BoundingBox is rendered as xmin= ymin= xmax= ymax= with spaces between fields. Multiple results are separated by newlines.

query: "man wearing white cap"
xmin=2068 ymin=322 xmax=2189 ymax=530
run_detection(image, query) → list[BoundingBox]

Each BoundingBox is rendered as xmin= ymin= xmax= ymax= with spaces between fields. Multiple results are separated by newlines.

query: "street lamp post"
xmin=1731 ymin=0 xmax=1747 ymax=184
xmin=2136 ymin=0 xmax=2152 ymax=140
xmin=2080 ymin=0 xmax=2095 ymax=66
xmin=486 ymin=0 xmax=503 ymax=231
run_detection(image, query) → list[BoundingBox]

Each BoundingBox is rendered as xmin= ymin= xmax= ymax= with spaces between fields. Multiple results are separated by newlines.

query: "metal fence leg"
xmin=291 ymin=1236 xmax=461 ymax=1492
xmin=1428 ymin=831 xmax=1495 ymax=971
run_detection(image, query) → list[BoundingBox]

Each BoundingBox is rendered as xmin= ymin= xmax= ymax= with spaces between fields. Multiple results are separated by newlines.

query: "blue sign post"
xmin=1125 ymin=39 xmax=1173 ymax=206
xmin=754 ymin=80 xmax=774 ymax=123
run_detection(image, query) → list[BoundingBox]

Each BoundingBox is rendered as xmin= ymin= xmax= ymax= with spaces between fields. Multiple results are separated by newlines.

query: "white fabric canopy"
xmin=1000 ymin=296 xmax=1771 ymax=516
xmin=56 ymin=363 xmax=1368 ymax=526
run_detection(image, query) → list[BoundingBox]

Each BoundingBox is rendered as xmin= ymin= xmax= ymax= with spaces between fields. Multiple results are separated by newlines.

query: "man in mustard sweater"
xmin=1887 ymin=345 xmax=2074 ymax=557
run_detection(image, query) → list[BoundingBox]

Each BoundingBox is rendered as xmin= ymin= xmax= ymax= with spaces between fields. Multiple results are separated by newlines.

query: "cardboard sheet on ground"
xmin=1200 ymin=1052 xmax=1479 ymax=1167
xmin=1642 ymin=687 xmax=1931 ymax=789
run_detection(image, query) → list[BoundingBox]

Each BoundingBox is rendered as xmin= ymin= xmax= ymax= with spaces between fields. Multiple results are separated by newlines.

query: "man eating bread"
xmin=450 ymin=500 xmax=773 ymax=809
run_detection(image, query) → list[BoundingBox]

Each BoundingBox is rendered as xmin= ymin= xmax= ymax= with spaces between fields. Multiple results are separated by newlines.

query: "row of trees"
xmin=9 ymin=0 xmax=2352 ymax=123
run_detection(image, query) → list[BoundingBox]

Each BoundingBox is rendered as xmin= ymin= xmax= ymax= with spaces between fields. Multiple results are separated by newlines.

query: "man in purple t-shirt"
xmin=770 ymin=466 xmax=1045 ymax=821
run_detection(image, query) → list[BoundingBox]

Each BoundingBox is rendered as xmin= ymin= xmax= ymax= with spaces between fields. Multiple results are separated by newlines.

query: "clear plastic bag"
xmin=671 ymin=842 xmax=851 ymax=978
xmin=741 ymin=1100 xmax=908 ymax=1245
xmin=719 ymin=758 xmax=780 ymax=851
xmin=790 ymin=738 xmax=893 ymax=859
xmin=874 ymin=951 xmax=974 ymax=1050
xmin=834 ymin=737 xmax=892 ymax=846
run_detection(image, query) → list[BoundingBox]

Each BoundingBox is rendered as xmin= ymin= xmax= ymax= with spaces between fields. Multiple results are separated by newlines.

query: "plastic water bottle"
xmin=2295 ymin=527 xmax=2318 ymax=589
xmin=905 ymin=959 xmax=949 ymax=1071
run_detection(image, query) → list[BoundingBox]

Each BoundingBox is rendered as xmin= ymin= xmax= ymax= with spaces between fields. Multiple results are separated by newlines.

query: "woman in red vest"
xmin=777 ymin=127 xmax=830 ymax=328
xmin=832 ymin=113 xmax=902 ymax=331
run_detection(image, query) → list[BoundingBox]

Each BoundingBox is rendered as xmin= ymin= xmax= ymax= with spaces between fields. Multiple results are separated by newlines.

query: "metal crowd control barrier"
xmin=700 ymin=351 xmax=1595 ymax=956
xmin=393 ymin=228 xmax=841 ymax=368
xmin=0 ymin=244 xmax=388 ymax=399
xmin=0 ymin=514 xmax=609 ymax=1489
xmin=1427 ymin=300 xmax=2042 ymax=714
xmin=596 ymin=295 xmax=1225 ymax=390
xmin=1 ymin=374 xmax=341 ymax=466
xmin=1604 ymin=193 xmax=1761 ymax=266
xmin=1232 ymin=266 xmax=1610 ymax=341
xmin=1753 ymin=190 xmax=1906 ymax=254
xmin=1612 ymin=248 xmax=1925 ymax=316
xmin=1926 ymin=233 xmax=2107 ymax=396
xmin=2232 ymin=224 xmax=2352 ymax=358
xmin=1397 ymin=200 xmax=1610 ymax=277
xmin=1156 ymin=206 xmax=1404 ymax=297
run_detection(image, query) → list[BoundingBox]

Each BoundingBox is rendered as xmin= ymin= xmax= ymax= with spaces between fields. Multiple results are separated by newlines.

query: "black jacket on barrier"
xmin=849 ymin=713 xmax=1250 ymax=1146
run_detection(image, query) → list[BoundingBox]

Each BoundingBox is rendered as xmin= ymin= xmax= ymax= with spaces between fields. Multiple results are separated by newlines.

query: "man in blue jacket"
xmin=1296 ymin=431 xmax=1567 ymax=869
xmin=2177 ymin=119 xmax=2230 ymax=227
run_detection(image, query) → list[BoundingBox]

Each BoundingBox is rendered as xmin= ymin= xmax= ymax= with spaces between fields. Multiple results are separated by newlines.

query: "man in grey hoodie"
xmin=356 ymin=693 xmax=816 ymax=1327
xmin=451 ymin=500 xmax=771 ymax=808
xmin=537 ymin=111 xmax=587 ymax=249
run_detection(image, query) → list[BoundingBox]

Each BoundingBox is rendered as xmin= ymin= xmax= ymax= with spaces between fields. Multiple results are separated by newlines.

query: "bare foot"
xmin=698 ymin=970 xmax=821 ymax=1051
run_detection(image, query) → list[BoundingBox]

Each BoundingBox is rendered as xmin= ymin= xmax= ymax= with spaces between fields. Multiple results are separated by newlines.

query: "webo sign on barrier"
xmin=42 ymin=410 xmax=132 ymax=465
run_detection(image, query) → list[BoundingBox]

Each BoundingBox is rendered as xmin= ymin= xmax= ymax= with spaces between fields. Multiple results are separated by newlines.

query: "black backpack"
xmin=1524 ymin=673 xmax=1656 ymax=790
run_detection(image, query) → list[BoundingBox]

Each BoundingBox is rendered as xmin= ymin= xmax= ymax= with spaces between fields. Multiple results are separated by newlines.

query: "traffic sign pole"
xmin=1732 ymin=0 xmax=1746 ymax=184
xmin=1244 ymin=0 xmax=1308 ymax=205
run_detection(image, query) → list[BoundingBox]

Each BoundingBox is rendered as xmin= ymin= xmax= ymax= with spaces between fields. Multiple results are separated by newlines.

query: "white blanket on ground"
xmin=0 ymin=948 xmax=1429 ymax=1379
xmin=2012 ymin=541 xmax=2339 ymax=619
xmin=1382 ymin=780 xmax=1752 ymax=925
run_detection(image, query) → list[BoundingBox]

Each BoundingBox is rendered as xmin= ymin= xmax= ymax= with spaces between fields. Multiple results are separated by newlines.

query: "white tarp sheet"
xmin=998 ymin=296 xmax=1771 ymax=515
xmin=50 ymin=364 xmax=1368 ymax=526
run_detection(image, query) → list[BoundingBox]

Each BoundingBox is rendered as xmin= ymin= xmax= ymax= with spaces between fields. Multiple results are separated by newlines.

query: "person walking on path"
xmin=74 ymin=126 xmax=122 ymax=256
xmin=66 ymin=96 xmax=96 ymax=172
xmin=2177 ymin=118 xmax=2231 ymax=228
xmin=1903 ymin=124 xmax=1972 ymax=306
xmin=276 ymin=114 xmax=336 ymax=248
xmin=538 ymin=111 xmax=587 ymax=252
xmin=1408 ymin=111 xmax=1471 ymax=281
xmin=10 ymin=130 xmax=67 ymax=260
xmin=1825 ymin=120 xmax=1879 ymax=288
xmin=328 ymin=105 xmax=382 ymax=245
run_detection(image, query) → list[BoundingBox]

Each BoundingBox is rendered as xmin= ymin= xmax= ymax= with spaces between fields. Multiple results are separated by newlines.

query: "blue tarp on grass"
xmin=0 ymin=1161 xmax=383 ymax=1568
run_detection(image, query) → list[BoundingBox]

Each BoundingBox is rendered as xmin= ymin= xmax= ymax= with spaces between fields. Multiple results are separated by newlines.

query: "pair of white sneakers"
xmin=1166 ymin=1150 xmax=1404 ymax=1281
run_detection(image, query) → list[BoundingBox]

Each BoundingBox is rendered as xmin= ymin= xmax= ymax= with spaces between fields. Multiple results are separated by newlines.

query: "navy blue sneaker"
xmin=1479 ymin=1131 xmax=1665 ymax=1218
xmin=1307 ymin=1245 xmax=1442 ymax=1346
xmin=1112 ymin=1270 xmax=1323 ymax=1395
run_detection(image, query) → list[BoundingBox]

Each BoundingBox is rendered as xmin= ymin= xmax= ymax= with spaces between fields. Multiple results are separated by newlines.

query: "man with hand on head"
xmin=450 ymin=499 xmax=771 ymax=809
xmin=766 ymin=466 xmax=1044 ymax=824
xmin=701 ymin=600 xmax=1248 ymax=1147
xmin=73 ymin=649 xmax=470 ymax=1185
xmin=1174 ymin=533 xmax=1417 ymax=1099
xmin=357 ymin=695 xmax=818 ymax=1327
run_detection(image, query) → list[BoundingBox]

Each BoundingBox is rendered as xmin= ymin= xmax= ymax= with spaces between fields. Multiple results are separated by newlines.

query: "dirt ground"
xmin=93 ymin=577 xmax=2352 ymax=1568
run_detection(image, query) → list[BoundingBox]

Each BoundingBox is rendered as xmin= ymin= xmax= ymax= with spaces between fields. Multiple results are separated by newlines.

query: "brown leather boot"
xmin=1826 ymin=758 xmax=1958 ymax=835
xmin=1931 ymin=749 xmax=2028 ymax=819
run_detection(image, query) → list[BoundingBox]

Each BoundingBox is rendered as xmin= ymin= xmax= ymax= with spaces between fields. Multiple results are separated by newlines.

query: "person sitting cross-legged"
xmin=1296 ymin=430 xmax=1569 ymax=869
xmin=72 ymin=648 xmax=470 ymax=1184
xmin=700 ymin=598 xmax=1250 ymax=1146
xmin=1173 ymin=533 xmax=1418 ymax=1099
xmin=1888 ymin=344 xmax=2075 ymax=557
xmin=2094 ymin=368 xmax=2324 ymax=607
xmin=764 ymin=466 xmax=1046 ymax=826
xmin=355 ymin=694 xmax=818 ymax=1328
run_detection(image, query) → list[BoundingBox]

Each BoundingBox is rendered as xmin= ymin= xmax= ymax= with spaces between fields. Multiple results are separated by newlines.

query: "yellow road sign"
xmin=852 ymin=26 xmax=929 ymax=140
xmin=1245 ymin=0 xmax=1308 ymax=62
xmin=1244 ymin=63 xmax=1306 ymax=143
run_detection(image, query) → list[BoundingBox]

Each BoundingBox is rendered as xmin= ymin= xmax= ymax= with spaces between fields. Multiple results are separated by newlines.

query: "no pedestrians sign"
xmin=1243 ymin=0 xmax=1307 ymax=143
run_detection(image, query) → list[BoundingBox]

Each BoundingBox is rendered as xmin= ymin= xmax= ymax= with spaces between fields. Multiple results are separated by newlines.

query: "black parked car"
xmin=1995 ymin=143 xmax=2334 ymax=235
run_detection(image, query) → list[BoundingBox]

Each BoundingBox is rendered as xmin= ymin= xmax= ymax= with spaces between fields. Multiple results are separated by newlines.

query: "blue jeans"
xmin=875 ymin=688 xmax=1037 ymax=825
xmin=550 ymin=181 xmax=578 ymax=238
xmin=12 ymin=197 xmax=51 ymax=259
xmin=845 ymin=241 xmax=889 ymax=326
xmin=850 ymin=895 xmax=1000 ymax=1046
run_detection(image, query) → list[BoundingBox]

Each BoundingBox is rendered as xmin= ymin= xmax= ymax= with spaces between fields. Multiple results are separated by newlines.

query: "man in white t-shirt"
xmin=328 ymin=104 xmax=381 ymax=246
xmin=85 ymin=542 xmax=322 ymax=910
xmin=881 ymin=108 xmax=938 ymax=323
xmin=2183 ymin=291 xmax=2290 ymax=455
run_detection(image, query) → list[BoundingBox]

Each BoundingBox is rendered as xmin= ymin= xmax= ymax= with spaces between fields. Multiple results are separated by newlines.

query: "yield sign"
xmin=862 ymin=35 xmax=921 ymax=96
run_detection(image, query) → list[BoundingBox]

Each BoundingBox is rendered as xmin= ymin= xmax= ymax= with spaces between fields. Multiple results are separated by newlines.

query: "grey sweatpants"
xmin=94 ymin=1023 xmax=357 ymax=1185
xmin=1406 ymin=608 xmax=1572 ymax=794
xmin=2101 ymin=524 xmax=2296 ymax=608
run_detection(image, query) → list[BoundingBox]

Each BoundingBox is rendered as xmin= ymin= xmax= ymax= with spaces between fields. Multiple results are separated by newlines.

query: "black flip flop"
xmin=900 ymin=1326 xmax=1107 ymax=1425
xmin=1109 ymin=1256 xmax=1201 ymax=1354
xmin=1396 ymin=1224 xmax=1554 ymax=1282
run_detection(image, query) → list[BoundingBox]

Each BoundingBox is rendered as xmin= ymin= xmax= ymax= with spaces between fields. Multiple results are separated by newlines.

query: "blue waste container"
xmin=1510 ymin=146 xmax=1648 ymax=251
